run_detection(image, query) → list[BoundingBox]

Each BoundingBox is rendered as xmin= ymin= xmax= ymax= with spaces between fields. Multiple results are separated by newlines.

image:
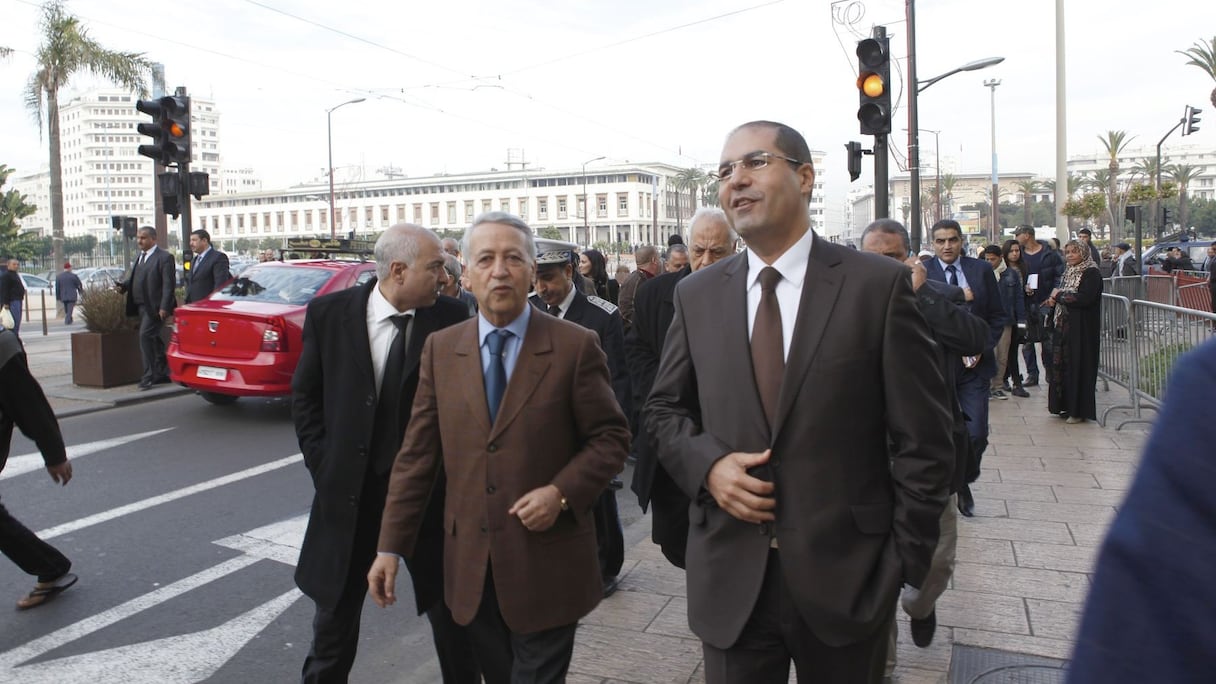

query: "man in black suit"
xmin=627 ymin=207 xmax=735 ymax=568
xmin=925 ymin=219 xmax=1009 ymax=516
xmin=529 ymin=248 xmax=629 ymax=596
xmin=185 ymin=229 xmax=231 ymax=304
xmin=292 ymin=223 xmax=477 ymax=683
xmin=116 ymin=226 xmax=177 ymax=390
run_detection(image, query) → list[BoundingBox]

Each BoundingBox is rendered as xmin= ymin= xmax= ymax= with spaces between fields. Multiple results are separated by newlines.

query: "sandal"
xmin=16 ymin=573 xmax=78 ymax=611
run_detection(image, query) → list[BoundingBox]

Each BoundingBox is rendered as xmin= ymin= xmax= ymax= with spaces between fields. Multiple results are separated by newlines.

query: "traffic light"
xmin=158 ymin=171 xmax=182 ymax=218
xmin=136 ymin=95 xmax=192 ymax=165
xmin=1162 ymin=206 xmax=1174 ymax=226
xmin=845 ymin=141 xmax=864 ymax=182
xmin=1182 ymin=105 xmax=1202 ymax=136
xmin=856 ymin=37 xmax=892 ymax=135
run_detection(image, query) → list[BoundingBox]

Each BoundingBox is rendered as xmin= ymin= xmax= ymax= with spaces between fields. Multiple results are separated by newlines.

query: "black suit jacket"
xmin=647 ymin=235 xmax=954 ymax=649
xmin=0 ymin=330 xmax=66 ymax=472
xmin=122 ymin=247 xmax=177 ymax=317
xmin=625 ymin=265 xmax=689 ymax=508
xmin=185 ymin=249 xmax=232 ymax=303
xmin=291 ymin=279 xmax=469 ymax=614
xmin=924 ymin=256 xmax=1008 ymax=380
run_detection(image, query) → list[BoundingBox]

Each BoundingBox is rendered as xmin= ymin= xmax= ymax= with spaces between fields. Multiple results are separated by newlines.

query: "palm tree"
xmin=1169 ymin=164 xmax=1204 ymax=230
xmin=1014 ymin=179 xmax=1042 ymax=227
xmin=939 ymin=173 xmax=958 ymax=217
xmin=25 ymin=1 xmax=148 ymax=268
xmin=671 ymin=167 xmax=707 ymax=232
xmin=1177 ymin=36 xmax=1216 ymax=109
xmin=700 ymin=178 xmax=720 ymax=207
xmin=1099 ymin=130 xmax=1135 ymax=241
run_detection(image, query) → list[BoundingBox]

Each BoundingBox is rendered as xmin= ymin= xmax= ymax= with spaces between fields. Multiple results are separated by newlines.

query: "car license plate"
xmin=197 ymin=366 xmax=228 ymax=381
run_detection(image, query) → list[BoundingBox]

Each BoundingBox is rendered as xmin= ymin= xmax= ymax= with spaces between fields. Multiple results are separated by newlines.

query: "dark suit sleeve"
xmin=158 ymin=253 xmax=176 ymax=312
xmin=916 ymin=285 xmax=988 ymax=357
xmin=0 ymin=349 xmax=67 ymax=467
xmin=646 ymin=287 xmax=735 ymax=500
xmin=210 ymin=252 xmax=231 ymax=293
xmin=976 ymin=264 xmax=1008 ymax=350
xmin=291 ymin=300 xmax=327 ymax=477
xmin=624 ymin=281 xmax=660 ymax=405
xmin=603 ymin=311 xmax=632 ymax=418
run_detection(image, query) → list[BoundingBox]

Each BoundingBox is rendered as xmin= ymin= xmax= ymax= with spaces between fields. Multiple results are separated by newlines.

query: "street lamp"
xmin=905 ymin=2 xmax=1003 ymax=251
xmin=984 ymin=79 xmax=1001 ymax=244
xmin=905 ymin=127 xmax=942 ymax=224
xmin=582 ymin=156 xmax=605 ymax=246
xmin=327 ymin=97 xmax=366 ymax=239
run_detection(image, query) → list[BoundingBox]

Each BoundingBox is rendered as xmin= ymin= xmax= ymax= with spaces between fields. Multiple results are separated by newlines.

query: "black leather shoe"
xmin=910 ymin=610 xmax=937 ymax=647
xmin=958 ymin=486 xmax=975 ymax=517
xmin=1024 ymin=376 xmax=1039 ymax=387
xmin=602 ymin=576 xmax=620 ymax=598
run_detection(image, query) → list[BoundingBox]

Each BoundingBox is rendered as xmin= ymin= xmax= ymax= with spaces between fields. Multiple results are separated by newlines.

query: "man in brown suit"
xmin=368 ymin=211 xmax=631 ymax=684
xmin=645 ymin=121 xmax=954 ymax=683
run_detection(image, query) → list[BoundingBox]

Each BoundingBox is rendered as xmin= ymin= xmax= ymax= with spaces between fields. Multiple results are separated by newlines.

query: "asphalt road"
xmin=0 ymin=393 xmax=645 ymax=683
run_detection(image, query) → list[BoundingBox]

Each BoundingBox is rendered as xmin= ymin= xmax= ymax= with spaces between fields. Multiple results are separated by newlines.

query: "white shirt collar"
xmin=746 ymin=228 xmax=813 ymax=290
xmin=369 ymin=282 xmax=415 ymax=322
xmin=554 ymin=283 xmax=578 ymax=317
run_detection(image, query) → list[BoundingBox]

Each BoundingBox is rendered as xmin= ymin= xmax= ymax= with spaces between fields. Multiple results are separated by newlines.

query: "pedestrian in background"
xmin=184 ymin=229 xmax=232 ymax=304
xmin=1014 ymin=226 xmax=1065 ymax=388
xmin=982 ymin=244 xmax=1026 ymax=400
xmin=441 ymin=253 xmax=478 ymax=317
xmin=1 ymin=259 xmax=26 ymax=336
xmin=55 ymin=262 xmax=84 ymax=325
xmin=0 ymin=326 xmax=78 ymax=611
xmin=999 ymin=240 xmax=1032 ymax=398
xmin=579 ymin=248 xmax=617 ymax=304
xmin=1077 ymin=228 xmax=1101 ymax=265
xmin=1046 ymin=240 xmax=1103 ymax=424
xmin=116 ymin=227 xmax=176 ymax=391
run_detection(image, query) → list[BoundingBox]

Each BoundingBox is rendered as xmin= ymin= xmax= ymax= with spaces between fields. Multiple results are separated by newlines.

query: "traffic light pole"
xmin=905 ymin=2 xmax=922 ymax=251
xmin=874 ymin=134 xmax=889 ymax=219
xmin=1154 ymin=117 xmax=1184 ymax=240
xmin=176 ymin=86 xmax=193 ymax=254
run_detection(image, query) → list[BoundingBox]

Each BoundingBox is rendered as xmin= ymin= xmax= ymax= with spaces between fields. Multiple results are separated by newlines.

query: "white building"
xmin=1066 ymin=142 xmax=1216 ymax=202
xmin=13 ymin=88 xmax=238 ymax=244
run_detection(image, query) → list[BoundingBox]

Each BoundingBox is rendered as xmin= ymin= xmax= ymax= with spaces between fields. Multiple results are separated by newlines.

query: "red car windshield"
xmin=210 ymin=265 xmax=332 ymax=305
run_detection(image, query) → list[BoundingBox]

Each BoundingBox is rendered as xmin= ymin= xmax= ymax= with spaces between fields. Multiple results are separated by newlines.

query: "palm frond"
xmin=1176 ymin=37 xmax=1216 ymax=81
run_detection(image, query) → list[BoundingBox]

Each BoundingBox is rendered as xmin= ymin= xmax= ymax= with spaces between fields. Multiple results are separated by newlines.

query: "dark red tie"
xmin=751 ymin=266 xmax=784 ymax=428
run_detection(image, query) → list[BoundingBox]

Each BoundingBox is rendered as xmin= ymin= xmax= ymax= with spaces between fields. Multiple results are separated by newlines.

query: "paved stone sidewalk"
xmin=567 ymin=383 xmax=1151 ymax=683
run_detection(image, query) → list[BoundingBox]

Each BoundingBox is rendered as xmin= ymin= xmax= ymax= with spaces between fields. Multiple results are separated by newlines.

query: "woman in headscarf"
xmin=1046 ymin=239 xmax=1104 ymax=423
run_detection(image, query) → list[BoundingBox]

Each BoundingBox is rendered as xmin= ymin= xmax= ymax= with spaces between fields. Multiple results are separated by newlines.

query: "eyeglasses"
xmin=710 ymin=151 xmax=804 ymax=181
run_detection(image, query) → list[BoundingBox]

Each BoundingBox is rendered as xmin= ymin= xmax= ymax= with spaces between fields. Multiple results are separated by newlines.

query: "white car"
xmin=19 ymin=273 xmax=54 ymax=301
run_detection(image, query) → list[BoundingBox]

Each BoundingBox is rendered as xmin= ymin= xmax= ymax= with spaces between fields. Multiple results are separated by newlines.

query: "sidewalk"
xmin=568 ymin=384 xmax=1151 ymax=683
xmin=17 ymin=324 xmax=188 ymax=418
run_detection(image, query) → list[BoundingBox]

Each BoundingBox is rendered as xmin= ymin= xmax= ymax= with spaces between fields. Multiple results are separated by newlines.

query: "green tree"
xmin=701 ymin=178 xmax=720 ymax=207
xmin=1098 ymin=130 xmax=1135 ymax=241
xmin=671 ymin=167 xmax=707 ymax=231
xmin=25 ymin=1 xmax=148 ymax=269
xmin=940 ymin=173 xmax=958 ymax=216
xmin=1169 ymin=164 xmax=1203 ymax=231
xmin=536 ymin=225 xmax=561 ymax=240
xmin=1014 ymin=179 xmax=1042 ymax=228
xmin=62 ymin=234 xmax=96 ymax=255
xmin=0 ymin=164 xmax=39 ymax=258
xmin=1178 ymin=36 xmax=1216 ymax=109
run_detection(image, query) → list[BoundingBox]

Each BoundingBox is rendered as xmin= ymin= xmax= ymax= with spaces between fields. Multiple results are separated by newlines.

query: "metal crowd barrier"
xmin=1098 ymin=293 xmax=1216 ymax=429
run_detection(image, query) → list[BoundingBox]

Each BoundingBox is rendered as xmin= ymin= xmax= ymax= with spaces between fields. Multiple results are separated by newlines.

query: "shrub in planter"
xmin=72 ymin=286 xmax=141 ymax=387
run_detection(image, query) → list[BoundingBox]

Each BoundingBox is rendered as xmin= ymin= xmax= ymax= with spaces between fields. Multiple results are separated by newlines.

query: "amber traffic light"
xmin=856 ymin=37 xmax=892 ymax=135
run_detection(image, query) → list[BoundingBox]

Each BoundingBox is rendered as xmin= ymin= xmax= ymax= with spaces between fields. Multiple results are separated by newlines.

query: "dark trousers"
xmin=302 ymin=485 xmax=479 ymax=684
xmin=702 ymin=550 xmax=891 ymax=684
xmin=649 ymin=467 xmax=690 ymax=569
xmin=0 ymin=496 xmax=71 ymax=583
xmin=956 ymin=369 xmax=990 ymax=483
xmin=465 ymin=565 xmax=577 ymax=684
xmin=1004 ymin=336 xmax=1023 ymax=387
xmin=137 ymin=305 xmax=168 ymax=384
xmin=62 ymin=300 xmax=77 ymax=325
xmin=7 ymin=299 xmax=21 ymax=335
xmin=1022 ymin=305 xmax=1053 ymax=379
xmin=593 ymin=489 xmax=624 ymax=579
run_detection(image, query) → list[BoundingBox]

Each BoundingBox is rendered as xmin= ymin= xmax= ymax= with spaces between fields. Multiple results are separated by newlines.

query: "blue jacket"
xmin=995 ymin=266 xmax=1026 ymax=325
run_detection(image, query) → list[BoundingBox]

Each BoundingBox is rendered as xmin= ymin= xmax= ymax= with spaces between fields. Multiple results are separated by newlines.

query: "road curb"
xmin=53 ymin=386 xmax=193 ymax=419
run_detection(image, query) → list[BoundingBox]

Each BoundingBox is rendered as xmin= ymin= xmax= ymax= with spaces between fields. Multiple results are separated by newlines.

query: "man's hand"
xmin=367 ymin=554 xmax=400 ymax=608
xmin=47 ymin=461 xmax=72 ymax=485
xmin=962 ymin=287 xmax=974 ymax=302
xmin=705 ymin=450 xmax=776 ymax=524
xmin=158 ymin=309 xmax=168 ymax=320
xmin=509 ymin=484 xmax=563 ymax=532
xmin=904 ymin=257 xmax=927 ymax=292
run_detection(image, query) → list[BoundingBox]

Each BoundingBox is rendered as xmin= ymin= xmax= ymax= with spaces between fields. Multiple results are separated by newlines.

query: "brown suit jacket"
xmin=646 ymin=233 xmax=954 ymax=649
xmin=379 ymin=309 xmax=631 ymax=634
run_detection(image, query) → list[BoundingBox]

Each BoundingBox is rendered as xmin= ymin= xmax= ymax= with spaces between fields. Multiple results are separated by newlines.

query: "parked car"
xmin=19 ymin=273 xmax=53 ymax=301
xmin=74 ymin=266 xmax=126 ymax=290
xmin=1142 ymin=239 xmax=1214 ymax=272
xmin=166 ymin=258 xmax=377 ymax=404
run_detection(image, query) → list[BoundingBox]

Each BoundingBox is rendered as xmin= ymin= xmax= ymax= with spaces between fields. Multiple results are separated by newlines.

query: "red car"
xmin=167 ymin=259 xmax=377 ymax=404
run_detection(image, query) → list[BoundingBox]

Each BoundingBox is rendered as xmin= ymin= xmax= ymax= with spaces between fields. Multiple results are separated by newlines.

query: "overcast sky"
xmin=2 ymin=0 xmax=1215 ymax=212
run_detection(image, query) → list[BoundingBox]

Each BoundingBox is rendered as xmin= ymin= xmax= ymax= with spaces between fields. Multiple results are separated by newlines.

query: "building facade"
xmin=1066 ymin=143 xmax=1215 ymax=202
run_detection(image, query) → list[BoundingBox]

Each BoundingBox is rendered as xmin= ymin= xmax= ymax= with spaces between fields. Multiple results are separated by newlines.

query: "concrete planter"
xmin=71 ymin=330 xmax=142 ymax=388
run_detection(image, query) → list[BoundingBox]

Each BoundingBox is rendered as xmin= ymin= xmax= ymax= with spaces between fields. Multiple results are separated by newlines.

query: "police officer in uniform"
xmin=530 ymin=249 xmax=630 ymax=596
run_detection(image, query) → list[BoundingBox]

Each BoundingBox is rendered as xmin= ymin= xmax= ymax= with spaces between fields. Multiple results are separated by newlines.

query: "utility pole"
xmin=985 ymin=79 xmax=1001 ymax=243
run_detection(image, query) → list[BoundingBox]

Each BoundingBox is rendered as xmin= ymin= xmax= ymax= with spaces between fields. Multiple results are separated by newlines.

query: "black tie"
xmin=751 ymin=267 xmax=784 ymax=429
xmin=192 ymin=254 xmax=200 ymax=273
xmin=946 ymin=264 xmax=958 ymax=287
xmin=371 ymin=314 xmax=412 ymax=473
xmin=547 ymin=304 xmax=561 ymax=317
xmin=485 ymin=330 xmax=512 ymax=425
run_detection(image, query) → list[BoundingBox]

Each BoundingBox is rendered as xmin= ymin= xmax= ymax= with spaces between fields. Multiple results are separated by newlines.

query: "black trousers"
xmin=465 ymin=565 xmax=577 ymax=684
xmin=302 ymin=484 xmax=479 ymax=684
xmin=0 ymin=495 xmax=71 ymax=583
xmin=137 ymin=306 xmax=168 ymax=383
xmin=593 ymin=489 xmax=624 ymax=579
xmin=702 ymin=550 xmax=891 ymax=684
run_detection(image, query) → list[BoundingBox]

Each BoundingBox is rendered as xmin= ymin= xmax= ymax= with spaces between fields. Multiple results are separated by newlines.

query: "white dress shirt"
xmin=365 ymin=284 xmax=415 ymax=396
xmin=745 ymin=228 xmax=814 ymax=362
xmin=548 ymin=284 xmax=578 ymax=320
xmin=936 ymin=257 xmax=970 ymax=290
